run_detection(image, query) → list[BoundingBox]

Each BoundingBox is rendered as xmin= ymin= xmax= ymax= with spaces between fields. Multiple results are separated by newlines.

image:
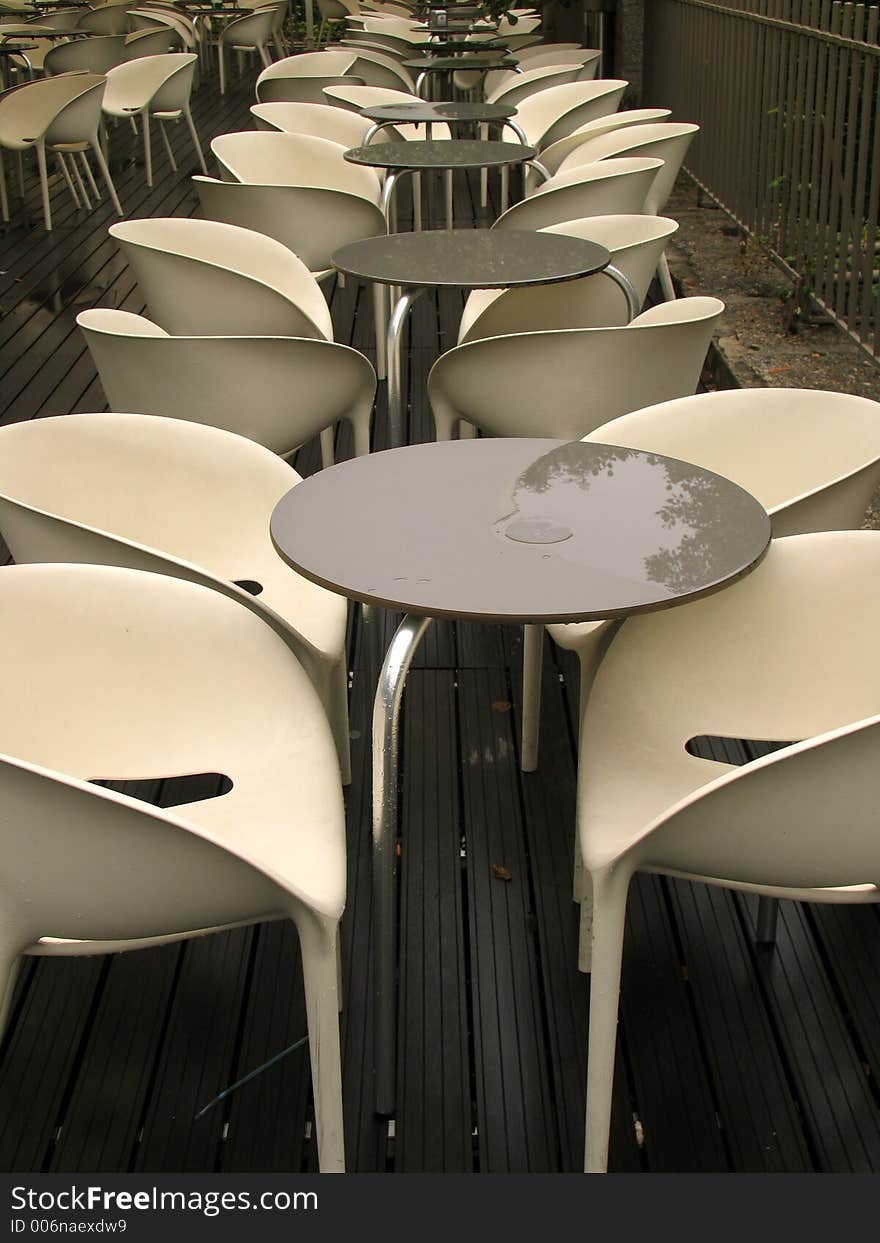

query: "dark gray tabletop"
xmin=412 ymin=21 xmax=499 ymax=33
xmin=270 ymin=439 xmax=771 ymax=623
xmin=361 ymin=100 xmax=516 ymax=122
xmin=331 ymin=228 xmax=610 ymax=288
xmin=345 ymin=138 xmax=535 ymax=170
xmin=403 ymin=54 xmax=517 ymax=70
xmin=413 ymin=38 xmax=508 ymax=51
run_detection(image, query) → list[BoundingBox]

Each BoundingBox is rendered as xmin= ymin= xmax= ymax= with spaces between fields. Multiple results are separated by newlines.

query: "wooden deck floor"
xmin=1 ymin=62 xmax=880 ymax=1176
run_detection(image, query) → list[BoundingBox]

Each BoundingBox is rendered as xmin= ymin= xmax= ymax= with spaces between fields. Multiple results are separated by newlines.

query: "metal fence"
xmin=644 ymin=0 xmax=880 ymax=358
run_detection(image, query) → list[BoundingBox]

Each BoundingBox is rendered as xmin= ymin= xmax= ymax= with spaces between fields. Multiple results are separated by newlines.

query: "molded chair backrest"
xmin=486 ymin=61 xmax=591 ymax=109
xmin=492 ymin=157 xmax=664 ymax=231
xmin=43 ymin=34 xmax=127 ymax=75
xmin=110 ymin=217 xmax=333 ymax=340
xmin=581 ymin=532 xmax=880 ymax=883
xmin=257 ymin=73 xmax=364 ymax=105
xmin=0 ymin=562 xmax=345 ymax=942
xmin=506 ymin=78 xmax=628 ymax=149
xmin=77 ymin=309 xmax=377 ymax=458
xmin=264 ymin=48 xmax=356 ymax=75
xmin=320 ymin=82 xmax=452 ymax=138
xmin=347 ymin=46 xmax=414 ymax=90
xmin=220 ymin=7 xmax=276 ymax=48
xmin=0 ymin=413 xmax=337 ymax=676
xmin=458 ymin=214 xmax=679 ymax=342
xmin=557 ymin=122 xmax=699 ymax=214
xmin=539 ymin=108 xmax=673 ymax=176
xmin=484 ymin=49 xmax=600 ymax=100
xmin=194 ymin=175 xmax=386 ymax=273
xmin=75 ymin=4 xmax=133 ymax=33
xmin=103 ymin=51 xmax=197 ymax=114
xmin=123 ymin=24 xmax=181 ymax=55
xmin=128 ymin=8 xmax=198 ymax=46
xmin=210 ymin=131 xmax=382 ymax=203
xmin=251 ymin=100 xmax=374 ymax=147
xmin=0 ymin=72 xmax=105 ymax=146
xmin=586 ymin=388 xmax=880 ymax=537
xmin=428 ymin=297 xmax=724 ymax=441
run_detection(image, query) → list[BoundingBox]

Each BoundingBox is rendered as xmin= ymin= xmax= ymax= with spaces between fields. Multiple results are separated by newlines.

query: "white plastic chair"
xmin=501 ymin=79 xmax=628 ymax=151
xmin=77 ymin=308 xmax=377 ymax=459
xmin=539 ymin=108 xmax=673 ymax=178
xmin=484 ymin=49 xmax=601 ymax=100
xmin=254 ymin=48 xmax=357 ymax=102
xmin=0 ymin=72 xmax=122 ymax=228
xmin=457 ymin=214 xmax=680 ymax=342
xmin=346 ymin=46 xmax=414 ymax=90
xmin=122 ymin=23 xmax=181 ymax=55
xmin=109 ymin=216 xmax=334 ymax=341
xmin=556 ymin=122 xmax=699 ymax=298
xmin=576 ymin=531 xmax=880 ymax=1171
xmin=492 ymin=157 xmax=664 ymax=232
xmin=198 ymin=133 xmax=387 ymax=373
xmin=484 ymin=61 xmax=592 ymax=110
xmin=0 ymin=411 xmax=353 ymax=781
xmin=527 ymin=386 xmax=880 ymax=778
xmin=217 ymin=6 xmax=275 ymax=95
xmin=321 ymin=82 xmax=452 ymax=140
xmin=429 ymin=297 xmax=724 ymax=441
xmin=75 ymin=4 xmax=134 ymax=33
xmin=0 ymin=560 xmax=346 ymax=1173
xmin=43 ymin=34 xmax=128 ymax=75
xmin=316 ymin=0 xmax=359 ymax=46
xmin=102 ymin=52 xmax=206 ymax=187
xmin=251 ymin=99 xmax=374 ymax=147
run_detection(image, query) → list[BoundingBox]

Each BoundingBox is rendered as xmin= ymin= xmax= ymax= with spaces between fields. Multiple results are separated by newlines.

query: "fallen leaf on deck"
xmin=492 ymin=864 xmax=512 ymax=882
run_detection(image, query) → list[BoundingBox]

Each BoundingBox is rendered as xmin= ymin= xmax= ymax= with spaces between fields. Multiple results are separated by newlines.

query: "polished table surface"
xmin=403 ymin=54 xmax=518 ymax=72
xmin=270 ymin=439 xmax=772 ymax=623
xmin=345 ymin=137 xmax=535 ymax=172
xmin=360 ymin=99 xmax=516 ymax=123
xmin=332 ymin=227 xmax=609 ymax=288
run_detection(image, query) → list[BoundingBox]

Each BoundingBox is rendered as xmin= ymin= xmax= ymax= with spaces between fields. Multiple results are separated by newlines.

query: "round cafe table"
xmin=344 ymin=137 xmax=545 ymax=229
xmin=270 ymin=437 xmax=772 ymax=1115
xmin=331 ymin=228 xmax=637 ymax=449
xmin=360 ymin=100 xmax=527 ymax=146
xmin=402 ymin=53 xmax=519 ymax=97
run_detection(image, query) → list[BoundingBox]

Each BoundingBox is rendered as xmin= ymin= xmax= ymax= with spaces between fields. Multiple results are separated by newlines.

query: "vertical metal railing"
xmin=644 ymin=0 xmax=880 ymax=358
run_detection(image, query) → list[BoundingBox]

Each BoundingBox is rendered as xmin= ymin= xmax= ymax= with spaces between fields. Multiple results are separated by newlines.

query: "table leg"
xmin=387 ymin=285 xmax=426 ymax=448
xmin=372 ymin=612 xmax=432 ymax=1116
xmin=604 ymin=263 xmax=640 ymax=321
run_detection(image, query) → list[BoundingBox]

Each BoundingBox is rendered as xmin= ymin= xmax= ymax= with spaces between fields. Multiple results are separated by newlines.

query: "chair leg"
xmin=55 ymin=153 xmax=81 ymax=208
xmin=328 ymin=660 xmax=351 ymax=786
xmin=142 ymin=111 xmax=153 ymax=187
xmin=500 ymin=162 xmax=509 ymax=214
xmin=68 ymin=151 xmax=91 ymax=207
xmin=584 ymin=866 xmax=631 ymax=1173
xmin=90 ymin=138 xmax=123 ymax=215
xmin=479 ymin=121 xmax=488 ymax=207
xmin=0 ymin=149 xmax=8 ymax=222
xmin=520 ymin=623 xmax=543 ymax=772
xmin=412 ymin=170 xmax=421 ymax=231
xmin=218 ymin=41 xmax=226 ymax=95
xmin=35 ymin=141 xmax=51 ymax=231
xmin=80 ymin=151 xmax=100 ymax=202
xmin=259 ymin=42 xmax=272 ymax=69
xmin=320 ymin=425 xmax=335 ymax=469
xmin=756 ymin=896 xmax=779 ymax=946
xmin=444 ymin=168 xmax=453 ymax=228
xmin=0 ymin=954 xmax=21 ymax=1040
xmin=158 ymin=121 xmax=177 ymax=172
xmin=296 ymin=912 xmax=345 ymax=1173
xmin=658 ymin=253 xmax=676 ymax=301
xmin=372 ymin=281 xmax=387 ymax=381
xmin=183 ymin=105 xmax=207 ymax=175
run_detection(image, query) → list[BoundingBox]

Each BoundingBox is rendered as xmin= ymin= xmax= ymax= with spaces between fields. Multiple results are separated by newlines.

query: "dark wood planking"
xmin=397 ymin=670 xmax=472 ymax=1171
xmin=458 ymin=668 xmax=557 ymax=1172
xmin=0 ymin=958 xmax=106 ymax=1172
xmin=667 ymin=880 xmax=812 ymax=1171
